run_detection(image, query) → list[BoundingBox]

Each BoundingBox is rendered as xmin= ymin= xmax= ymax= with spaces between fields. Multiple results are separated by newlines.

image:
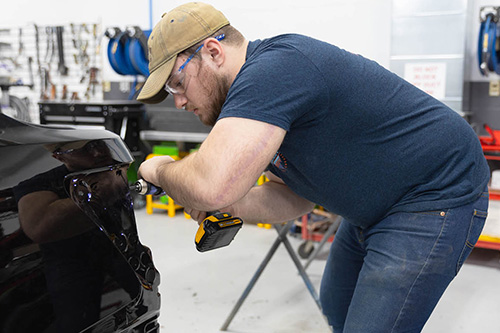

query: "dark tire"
xmin=298 ymin=241 xmax=314 ymax=259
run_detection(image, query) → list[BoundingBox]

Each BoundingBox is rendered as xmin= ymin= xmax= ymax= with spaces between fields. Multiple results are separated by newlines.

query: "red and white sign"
xmin=404 ymin=63 xmax=446 ymax=100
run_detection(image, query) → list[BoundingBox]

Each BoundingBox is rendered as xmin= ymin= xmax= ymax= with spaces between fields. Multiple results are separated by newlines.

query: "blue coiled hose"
xmin=107 ymin=29 xmax=151 ymax=77
xmin=128 ymin=30 xmax=151 ymax=76
xmin=478 ymin=14 xmax=499 ymax=75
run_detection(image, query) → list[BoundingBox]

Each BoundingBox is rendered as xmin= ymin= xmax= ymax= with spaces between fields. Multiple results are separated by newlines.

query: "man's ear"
xmin=202 ymin=38 xmax=225 ymax=67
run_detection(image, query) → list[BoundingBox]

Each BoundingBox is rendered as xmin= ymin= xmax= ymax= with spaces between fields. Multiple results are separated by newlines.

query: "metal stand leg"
xmin=278 ymin=224 xmax=321 ymax=309
xmin=303 ymin=216 xmax=343 ymax=271
xmin=220 ymin=220 xmax=323 ymax=331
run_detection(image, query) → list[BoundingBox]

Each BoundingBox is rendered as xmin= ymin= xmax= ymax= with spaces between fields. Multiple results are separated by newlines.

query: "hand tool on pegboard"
xmin=55 ymin=26 xmax=68 ymax=76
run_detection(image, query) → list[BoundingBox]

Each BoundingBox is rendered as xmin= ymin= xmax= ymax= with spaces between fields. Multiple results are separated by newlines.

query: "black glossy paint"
xmin=0 ymin=114 xmax=160 ymax=333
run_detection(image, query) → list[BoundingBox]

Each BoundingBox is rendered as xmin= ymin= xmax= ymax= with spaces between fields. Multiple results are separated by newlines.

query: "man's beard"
xmin=198 ymin=63 xmax=231 ymax=127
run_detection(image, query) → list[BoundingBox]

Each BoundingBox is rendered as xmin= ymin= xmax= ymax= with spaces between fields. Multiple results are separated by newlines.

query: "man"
xmin=137 ymin=2 xmax=490 ymax=332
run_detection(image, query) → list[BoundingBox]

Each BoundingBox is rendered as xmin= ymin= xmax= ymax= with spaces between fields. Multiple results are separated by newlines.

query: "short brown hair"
xmin=180 ymin=25 xmax=245 ymax=57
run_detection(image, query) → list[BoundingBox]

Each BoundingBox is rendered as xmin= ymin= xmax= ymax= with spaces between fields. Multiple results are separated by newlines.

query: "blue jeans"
xmin=320 ymin=188 xmax=489 ymax=333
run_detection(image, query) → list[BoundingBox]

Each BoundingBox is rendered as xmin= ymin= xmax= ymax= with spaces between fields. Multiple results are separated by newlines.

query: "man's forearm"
xmin=154 ymin=154 xmax=214 ymax=210
xmin=139 ymin=118 xmax=287 ymax=212
xmin=19 ymin=192 xmax=93 ymax=243
xmin=226 ymin=181 xmax=315 ymax=224
xmin=153 ymin=153 xmax=242 ymax=211
xmin=150 ymin=151 xmax=270 ymax=212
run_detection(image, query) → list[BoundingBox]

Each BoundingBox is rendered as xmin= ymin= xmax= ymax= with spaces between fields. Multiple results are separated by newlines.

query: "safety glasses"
xmin=164 ymin=34 xmax=225 ymax=95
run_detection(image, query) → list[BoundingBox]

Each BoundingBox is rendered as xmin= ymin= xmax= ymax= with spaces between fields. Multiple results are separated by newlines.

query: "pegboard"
xmin=0 ymin=23 xmax=104 ymax=123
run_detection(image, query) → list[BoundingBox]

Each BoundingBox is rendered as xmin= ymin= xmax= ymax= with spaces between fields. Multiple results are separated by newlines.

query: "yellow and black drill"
xmin=130 ymin=179 xmax=243 ymax=252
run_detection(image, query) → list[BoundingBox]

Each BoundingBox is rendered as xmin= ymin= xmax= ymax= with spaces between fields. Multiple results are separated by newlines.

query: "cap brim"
xmin=44 ymin=140 xmax=90 ymax=153
xmin=136 ymin=56 xmax=177 ymax=104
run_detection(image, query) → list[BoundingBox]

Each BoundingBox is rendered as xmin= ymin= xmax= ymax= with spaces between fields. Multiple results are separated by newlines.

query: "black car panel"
xmin=0 ymin=114 xmax=160 ymax=333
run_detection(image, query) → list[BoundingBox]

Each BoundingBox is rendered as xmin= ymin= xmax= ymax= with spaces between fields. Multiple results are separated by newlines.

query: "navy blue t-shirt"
xmin=218 ymin=34 xmax=489 ymax=228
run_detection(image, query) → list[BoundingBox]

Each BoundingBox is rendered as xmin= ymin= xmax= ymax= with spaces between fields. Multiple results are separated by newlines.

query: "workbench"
xmin=38 ymin=100 xmax=148 ymax=156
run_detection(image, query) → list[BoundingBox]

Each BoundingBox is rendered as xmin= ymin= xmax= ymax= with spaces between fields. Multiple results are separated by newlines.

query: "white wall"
xmin=164 ymin=0 xmax=392 ymax=67
xmin=0 ymin=0 xmax=151 ymax=29
xmin=0 ymin=0 xmax=392 ymax=68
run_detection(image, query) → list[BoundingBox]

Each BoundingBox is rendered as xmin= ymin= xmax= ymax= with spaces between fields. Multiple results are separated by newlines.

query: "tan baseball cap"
xmin=136 ymin=2 xmax=230 ymax=104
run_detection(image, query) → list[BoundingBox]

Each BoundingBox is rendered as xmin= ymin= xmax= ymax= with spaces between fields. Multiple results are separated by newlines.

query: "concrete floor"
xmin=135 ymin=205 xmax=500 ymax=333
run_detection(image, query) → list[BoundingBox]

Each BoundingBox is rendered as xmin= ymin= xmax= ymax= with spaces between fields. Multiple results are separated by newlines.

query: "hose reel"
xmin=478 ymin=7 xmax=500 ymax=76
xmin=105 ymin=26 xmax=151 ymax=77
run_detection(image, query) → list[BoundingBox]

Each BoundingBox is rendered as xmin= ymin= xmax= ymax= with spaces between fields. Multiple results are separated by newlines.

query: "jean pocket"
xmin=456 ymin=209 xmax=488 ymax=274
xmin=410 ymin=210 xmax=447 ymax=217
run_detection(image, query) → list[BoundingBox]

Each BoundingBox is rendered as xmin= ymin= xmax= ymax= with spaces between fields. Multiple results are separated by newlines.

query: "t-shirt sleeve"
xmin=218 ymin=43 xmax=328 ymax=131
xmin=13 ymin=165 xmax=69 ymax=203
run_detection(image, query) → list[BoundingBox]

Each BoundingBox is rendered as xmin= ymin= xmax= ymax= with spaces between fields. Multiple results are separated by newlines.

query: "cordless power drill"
xmin=130 ymin=179 xmax=243 ymax=252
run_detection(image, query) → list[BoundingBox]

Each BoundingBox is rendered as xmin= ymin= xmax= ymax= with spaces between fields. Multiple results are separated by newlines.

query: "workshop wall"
xmin=0 ymin=0 xmax=392 ymax=64
xmin=203 ymin=0 xmax=392 ymax=67
xmin=0 ymin=0 xmax=392 ymax=122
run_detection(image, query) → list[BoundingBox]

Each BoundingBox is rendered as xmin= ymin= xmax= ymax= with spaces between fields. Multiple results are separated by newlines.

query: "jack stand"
xmin=220 ymin=220 xmax=328 ymax=331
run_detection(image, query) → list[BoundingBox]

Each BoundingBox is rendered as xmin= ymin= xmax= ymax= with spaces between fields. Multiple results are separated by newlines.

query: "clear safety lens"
xmin=165 ymin=71 xmax=189 ymax=95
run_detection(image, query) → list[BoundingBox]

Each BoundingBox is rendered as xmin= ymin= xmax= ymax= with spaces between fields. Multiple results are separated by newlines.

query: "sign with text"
xmin=404 ymin=62 xmax=446 ymax=100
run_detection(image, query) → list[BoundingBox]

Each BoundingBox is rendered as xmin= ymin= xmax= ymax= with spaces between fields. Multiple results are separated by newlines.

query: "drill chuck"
xmin=131 ymin=179 xmax=165 ymax=196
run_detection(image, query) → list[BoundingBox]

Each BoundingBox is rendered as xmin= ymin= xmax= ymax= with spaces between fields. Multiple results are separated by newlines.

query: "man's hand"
xmin=184 ymin=208 xmax=208 ymax=225
xmin=137 ymin=155 xmax=176 ymax=186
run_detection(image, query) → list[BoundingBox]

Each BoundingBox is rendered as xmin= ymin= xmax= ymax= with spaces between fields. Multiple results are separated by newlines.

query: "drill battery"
xmin=195 ymin=212 xmax=243 ymax=252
